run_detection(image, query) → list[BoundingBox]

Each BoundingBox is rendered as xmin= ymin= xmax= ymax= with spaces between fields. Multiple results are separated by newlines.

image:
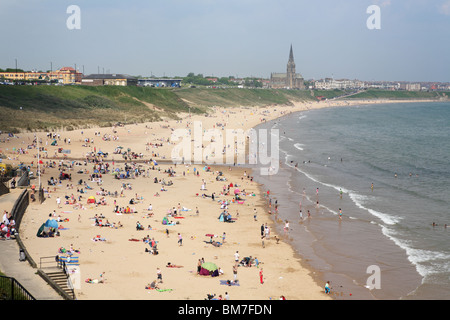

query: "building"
xmin=0 ymin=67 xmax=82 ymax=84
xmin=50 ymin=67 xmax=82 ymax=84
xmin=138 ymin=78 xmax=182 ymax=88
xmin=270 ymin=45 xmax=305 ymax=89
xmin=81 ymin=74 xmax=138 ymax=86
xmin=314 ymin=78 xmax=366 ymax=90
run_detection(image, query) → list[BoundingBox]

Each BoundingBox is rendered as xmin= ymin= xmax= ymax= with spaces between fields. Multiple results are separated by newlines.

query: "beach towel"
xmin=58 ymin=256 xmax=79 ymax=265
xmin=220 ymin=280 xmax=240 ymax=286
xmin=156 ymin=288 xmax=173 ymax=292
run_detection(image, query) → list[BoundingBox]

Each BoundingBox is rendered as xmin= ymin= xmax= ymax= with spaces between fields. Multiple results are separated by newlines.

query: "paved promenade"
xmin=0 ymin=189 xmax=62 ymax=300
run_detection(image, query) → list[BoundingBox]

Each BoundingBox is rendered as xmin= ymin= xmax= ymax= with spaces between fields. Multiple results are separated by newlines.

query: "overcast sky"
xmin=1 ymin=0 xmax=449 ymax=82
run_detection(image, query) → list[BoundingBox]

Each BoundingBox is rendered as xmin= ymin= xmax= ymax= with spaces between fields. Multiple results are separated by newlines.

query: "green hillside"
xmin=0 ymin=86 xmax=318 ymax=132
xmin=0 ymin=86 xmax=197 ymax=132
xmin=344 ymin=89 xmax=449 ymax=100
xmin=174 ymin=87 xmax=315 ymax=108
xmin=1 ymin=85 xmax=446 ymax=133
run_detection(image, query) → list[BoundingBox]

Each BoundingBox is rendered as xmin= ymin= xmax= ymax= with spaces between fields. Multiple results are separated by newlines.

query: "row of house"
xmin=313 ymin=78 xmax=366 ymax=90
xmin=0 ymin=67 xmax=183 ymax=87
xmin=2 ymin=67 xmax=448 ymax=91
xmin=312 ymin=78 xmax=450 ymax=91
xmin=0 ymin=67 xmax=82 ymax=84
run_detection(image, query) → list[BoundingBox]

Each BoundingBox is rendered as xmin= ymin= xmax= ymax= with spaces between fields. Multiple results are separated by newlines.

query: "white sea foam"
xmin=348 ymin=193 xmax=401 ymax=225
xmin=294 ymin=143 xmax=304 ymax=151
xmin=380 ymin=226 xmax=450 ymax=280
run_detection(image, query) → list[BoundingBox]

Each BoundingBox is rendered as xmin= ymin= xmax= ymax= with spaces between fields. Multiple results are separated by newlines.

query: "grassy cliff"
xmin=344 ymin=89 xmax=449 ymax=100
xmin=0 ymin=86 xmax=319 ymax=132
xmin=1 ymin=85 xmax=446 ymax=133
xmin=0 ymin=86 xmax=196 ymax=132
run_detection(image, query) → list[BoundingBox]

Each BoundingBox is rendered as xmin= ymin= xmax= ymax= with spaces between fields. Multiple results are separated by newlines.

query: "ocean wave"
xmin=349 ymin=193 xmax=401 ymax=225
xmin=381 ymin=227 xmax=450 ymax=278
xmin=294 ymin=143 xmax=304 ymax=151
xmin=282 ymin=155 xmax=401 ymax=226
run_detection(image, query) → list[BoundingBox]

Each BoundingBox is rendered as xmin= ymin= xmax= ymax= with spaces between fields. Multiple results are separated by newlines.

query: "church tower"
xmin=286 ymin=44 xmax=296 ymax=88
xmin=269 ymin=44 xmax=305 ymax=89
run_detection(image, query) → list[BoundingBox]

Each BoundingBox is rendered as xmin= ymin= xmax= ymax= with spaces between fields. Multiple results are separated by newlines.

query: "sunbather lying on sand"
xmin=166 ymin=262 xmax=183 ymax=268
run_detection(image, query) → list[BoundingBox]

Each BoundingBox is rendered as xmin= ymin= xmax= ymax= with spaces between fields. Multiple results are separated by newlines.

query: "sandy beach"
xmin=0 ymin=97 xmax=433 ymax=300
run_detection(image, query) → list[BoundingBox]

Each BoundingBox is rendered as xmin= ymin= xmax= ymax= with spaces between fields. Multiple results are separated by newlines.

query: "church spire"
xmin=289 ymin=44 xmax=294 ymax=62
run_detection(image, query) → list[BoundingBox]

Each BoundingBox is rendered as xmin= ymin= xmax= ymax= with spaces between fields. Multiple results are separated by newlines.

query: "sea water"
xmin=252 ymin=101 xmax=450 ymax=300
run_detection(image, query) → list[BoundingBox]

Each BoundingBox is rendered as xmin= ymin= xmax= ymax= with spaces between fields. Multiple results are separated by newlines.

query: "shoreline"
xmin=251 ymin=101 xmax=438 ymax=300
xmin=0 ymin=98 xmax=433 ymax=300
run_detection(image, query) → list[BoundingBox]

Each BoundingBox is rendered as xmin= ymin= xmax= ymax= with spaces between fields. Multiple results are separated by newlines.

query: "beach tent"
xmin=87 ymin=196 xmax=96 ymax=204
xmin=234 ymin=189 xmax=240 ymax=195
xmin=36 ymin=223 xmax=45 ymax=237
xmin=201 ymin=262 xmax=217 ymax=271
xmin=162 ymin=217 xmax=169 ymax=225
xmin=51 ymin=140 xmax=57 ymax=146
xmin=45 ymin=219 xmax=58 ymax=229
xmin=199 ymin=262 xmax=218 ymax=276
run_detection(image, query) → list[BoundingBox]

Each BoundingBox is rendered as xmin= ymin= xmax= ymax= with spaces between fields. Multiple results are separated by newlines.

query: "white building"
xmin=314 ymin=78 xmax=365 ymax=90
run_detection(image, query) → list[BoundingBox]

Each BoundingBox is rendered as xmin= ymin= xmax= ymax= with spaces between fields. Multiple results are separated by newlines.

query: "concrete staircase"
xmin=38 ymin=268 xmax=76 ymax=300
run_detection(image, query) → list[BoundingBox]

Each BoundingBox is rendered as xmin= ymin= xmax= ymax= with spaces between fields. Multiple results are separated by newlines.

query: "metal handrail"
xmin=39 ymin=255 xmax=76 ymax=300
xmin=0 ymin=275 xmax=35 ymax=300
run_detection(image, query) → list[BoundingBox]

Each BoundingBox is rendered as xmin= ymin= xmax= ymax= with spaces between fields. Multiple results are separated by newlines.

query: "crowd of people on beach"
xmin=1 ymin=105 xmax=343 ymax=300
xmin=1 ymin=210 xmax=16 ymax=240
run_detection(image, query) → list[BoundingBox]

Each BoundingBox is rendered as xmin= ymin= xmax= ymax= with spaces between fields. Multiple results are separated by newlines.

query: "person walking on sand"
xmin=56 ymin=196 xmax=61 ymax=208
xmin=284 ymin=220 xmax=289 ymax=234
xmin=233 ymin=265 xmax=238 ymax=283
xmin=234 ymin=251 xmax=239 ymax=264
xmin=259 ymin=268 xmax=264 ymax=284
xmin=325 ymin=281 xmax=331 ymax=294
xmin=177 ymin=233 xmax=182 ymax=246
xmin=157 ymin=268 xmax=163 ymax=283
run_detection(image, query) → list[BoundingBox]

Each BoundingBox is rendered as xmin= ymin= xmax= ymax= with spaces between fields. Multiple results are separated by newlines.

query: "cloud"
xmin=440 ymin=0 xmax=450 ymax=15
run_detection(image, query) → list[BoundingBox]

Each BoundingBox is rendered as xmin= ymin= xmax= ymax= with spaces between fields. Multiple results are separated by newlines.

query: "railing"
xmin=39 ymin=255 xmax=59 ymax=269
xmin=0 ymin=275 xmax=36 ymax=300
xmin=11 ymin=189 xmax=29 ymax=230
xmin=39 ymin=256 xmax=76 ymax=300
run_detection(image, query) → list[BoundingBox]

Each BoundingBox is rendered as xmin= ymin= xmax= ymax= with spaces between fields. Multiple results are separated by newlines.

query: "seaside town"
xmin=0 ymin=45 xmax=401 ymax=302
xmin=1 ymin=62 xmax=449 ymax=92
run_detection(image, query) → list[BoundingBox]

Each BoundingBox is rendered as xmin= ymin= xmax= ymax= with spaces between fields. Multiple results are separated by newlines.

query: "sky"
xmin=0 ymin=0 xmax=449 ymax=82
